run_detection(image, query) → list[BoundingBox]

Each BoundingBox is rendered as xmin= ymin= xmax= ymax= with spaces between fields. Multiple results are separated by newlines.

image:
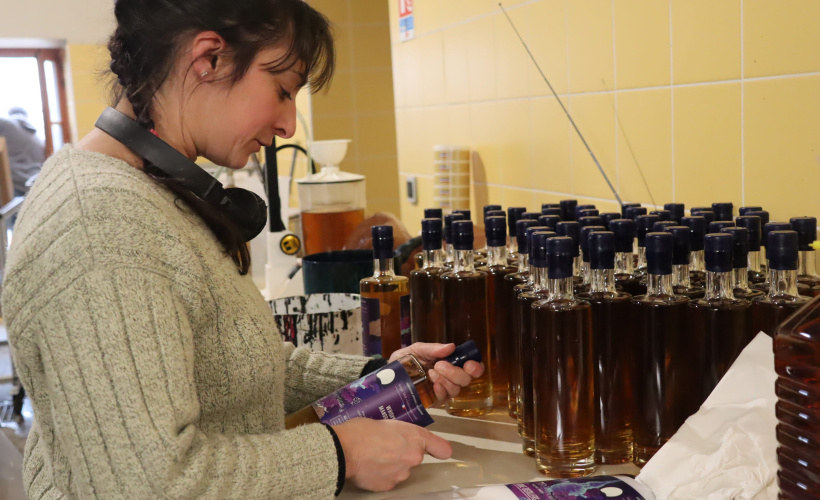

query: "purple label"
xmin=361 ymin=296 xmax=382 ymax=356
xmin=505 ymin=476 xmax=645 ymax=500
xmin=311 ymin=360 xmax=435 ymax=427
xmin=400 ymin=294 xmax=411 ymax=348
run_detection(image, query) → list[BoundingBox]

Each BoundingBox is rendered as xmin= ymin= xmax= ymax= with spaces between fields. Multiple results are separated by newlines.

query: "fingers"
xmin=433 ymin=360 xmax=474 ymax=387
xmin=463 ymin=360 xmax=485 ymax=378
xmin=418 ymin=427 xmax=453 ymax=460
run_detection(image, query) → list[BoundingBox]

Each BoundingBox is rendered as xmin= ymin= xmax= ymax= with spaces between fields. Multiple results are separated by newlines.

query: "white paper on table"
xmin=636 ymin=332 xmax=779 ymax=500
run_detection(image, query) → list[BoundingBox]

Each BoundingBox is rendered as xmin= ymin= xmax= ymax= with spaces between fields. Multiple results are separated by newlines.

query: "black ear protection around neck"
xmin=95 ymin=107 xmax=267 ymax=242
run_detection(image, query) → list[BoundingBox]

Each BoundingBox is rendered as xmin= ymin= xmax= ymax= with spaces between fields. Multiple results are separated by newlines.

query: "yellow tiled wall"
xmin=389 ymin=0 xmax=820 ymax=236
xmin=309 ymin=0 xmax=401 ymax=217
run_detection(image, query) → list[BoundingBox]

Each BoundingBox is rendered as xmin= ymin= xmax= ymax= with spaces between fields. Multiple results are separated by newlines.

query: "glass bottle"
xmin=652 ymin=220 xmax=677 ymax=233
xmin=479 ymin=216 xmax=517 ymax=408
xmin=621 ymin=203 xmax=642 ymax=218
xmin=721 ymin=227 xmax=764 ymax=302
xmin=538 ymin=214 xmax=561 ymax=231
xmin=443 ymin=213 xmax=465 ymax=268
xmin=576 ymin=231 xmax=634 ymax=465
xmin=633 ymin=232 xmax=691 ymax=466
xmin=410 ymin=218 xmax=446 ymax=344
xmin=416 ymin=208 xmax=444 ymax=269
xmin=752 ymin=231 xmax=811 ymax=337
xmin=664 ymin=203 xmax=685 ymax=224
xmin=754 ymin=222 xmax=796 ymax=293
xmin=668 ymin=225 xmax=705 ymax=299
xmin=560 ymin=199 xmax=578 ymax=222
xmin=610 ymin=218 xmax=646 ymax=297
xmin=556 ymin=221 xmax=583 ymax=282
xmin=689 ymin=234 xmax=752 ymax=413
xmin=736 ymin=215 xmax=766 ymax=284
xmin=360 ymin=225 xmax=410 ymax=359
xmin=532 ymin=236 xmax=594 ymax=477
xmin=791 ymin=217 xmax=820 ymax=296
xmin=503 ymin=218 xmax=539 ymax=418
xmin=624 ymin=205 xmax=647 ymax=221
xmin=682 ymin=216 xmax=707 ymax=282
xmin=600 ymin=212 xmax=621 ymax=229
xmin=635 ymin=215 xmax=661 ymax=274
xmin=285 ymin=341 xmax=482 ymax=429
xmin=650 ymin=210 xmax=672 ymax=221
xmin=578 ymin=224 xmax=606 ymax=292
xmin=578 ymin=215 xmax=604 ymax=229
xmin=773 ymin=294 xmax=820 ymax=498
xmin=575 ymin=205 xmax=596 ymax=220
xmin=516 ymin=230 xmax=554 ymax=457
xmin=507 ymin=207 xmax=527 ymax=262
xmin=476 ymin=206 xmax=504 ymax=257
xmin=711 ymin=202 xmax=734 ymax=222
xmin=442 ymin=220 xmax=492 ymax=416
xmin=747 ymin=210 xmax=771 ymax=271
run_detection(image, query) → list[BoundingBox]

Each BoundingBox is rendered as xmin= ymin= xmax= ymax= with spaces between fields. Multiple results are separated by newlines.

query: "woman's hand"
xmin=334 ymin=418 xmax=452 ymax=491
xmin=388 ymin=343 xmax=484 ymax=402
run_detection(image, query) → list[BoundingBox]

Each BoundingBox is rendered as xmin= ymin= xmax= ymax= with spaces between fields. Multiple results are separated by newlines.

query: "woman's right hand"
xmin=333 ymin=418 xmax=453 ymax=491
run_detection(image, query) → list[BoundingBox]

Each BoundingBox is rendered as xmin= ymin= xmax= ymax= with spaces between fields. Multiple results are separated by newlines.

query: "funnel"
xmin=310 ymin=139 xmax=351 ymax=169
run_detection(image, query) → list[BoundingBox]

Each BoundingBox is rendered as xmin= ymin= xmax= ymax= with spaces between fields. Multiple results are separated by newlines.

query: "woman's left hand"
xmin=388 ymin=343 xmax=484 ymax=402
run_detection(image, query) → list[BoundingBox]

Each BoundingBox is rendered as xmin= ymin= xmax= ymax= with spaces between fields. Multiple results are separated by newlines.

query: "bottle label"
xmin=400 ymin=294 xmax=411 ymax=348
xmin=505 ymin=476 xmax=645 ymax=499
xmin=310 ymin=360 xmax=435 ymax=427
xmin=361 ymin=296 xmax=382 ymax=356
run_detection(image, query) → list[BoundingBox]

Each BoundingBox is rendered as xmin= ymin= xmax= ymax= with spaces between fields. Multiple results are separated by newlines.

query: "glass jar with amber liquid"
xmin=442 ymin=221 xmax=492 ymax=416
xmin=532 ymin=236 xmax=594 ymax=477
xmin=752 ymin=231 xmax=810 ymax=337
xmin=410 ymin=218 xmax=446 ymax=344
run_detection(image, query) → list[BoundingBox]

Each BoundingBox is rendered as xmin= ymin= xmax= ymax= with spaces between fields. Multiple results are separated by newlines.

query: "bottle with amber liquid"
xmin=507 ymin=207 xmax=527 ymax=262
xmin=752 ymin=231 xmax=811 ymax=337
xmin=285 ymin=341 xmax=482 ymax=429
xmin=773 ymin=294 xmax=820 ymax=498
xmin=560 ymin=199 xmax=578 ymax=222
xmin=479 ymin=216 xmax=517 ymax=408
xmin=736 ymin=215 xmax=767 ymax=284
xmin=721 ymin=227 xmax=764 ymax=304
xmin=475 ymin=205 xmax=503 ymax=258
xmin=747 ymin=210 xmax=771 ymax=268
xmin=668 ymin=225 xmax=705 ymax=299
xmin=577 ymin=224 xmax=606 ymax=292
xmin=664 ymin=203 xmax=685 ymax=224
xmin=415 ymin=208 xmax=444 ymax=270
xmin=516 ymin=230 xmax=555 ymax=457
xmin=576 ymin=231 xmax=633 ymax=465
xmin=610 ymin=218 xmax=646 ymax=297
xmin=689 ymin=233 xmax=752 ymax=412
xmin=635 ymin=215 xmax=660 ymax=274
xmin=754 ymin=222 xmax=796 ymax=293
xmin=361 ymin=226 xmax=410 ymax=359
xmin=532 ymin=236 xmax=594 ymax=477
xmin=410 ymin=218 xmax=446 ymax=344
xmin=632 ymin=232 xmax=691 ymax=466
xmin=556 ymin=221 xmax=582 ymax=281
xmin=504 ymin=218 xmax=540 ymax=419
xmin=791 ymin=217 xmax=820 ymax=296
xmin=682 ymin=216 xmax=707 ymax=283
xmin=442 ymin=220 xmax=493 ymax=416
xmin=443 ymin=213 xmax=465 ymax=268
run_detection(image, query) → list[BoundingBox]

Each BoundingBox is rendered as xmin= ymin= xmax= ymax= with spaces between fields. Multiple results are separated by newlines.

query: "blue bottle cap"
xmin=547 ymin=237 xmax=575 ymax=279
xmin=667 ymin=226 xmax=691 ymax=265
xmin=526 ymin=226 xmax=551 ymax=258
xmin=484 ymin=216 xmax=508 ymax=247
xmin=453 ymin=209 xmax=471 ymax=222
xmin=452 ymin=220 xmax=474 ymax=251
xmin=531 ymin=231 xmax=556 ymax=268
xmin=739 ymin=206 xmax=762 ymax=216
xmin=421 ymin=218 xmax=443 ymax=251
xmin=625 ymin=206 xmax=648 ymax=221
xmin=578 ymin=209 xmax=600 ymax=219
xmin=508 ymin=207 xmax=527 ymax=236
xmin=556 ymin=221 xmax=581 ymax=257
xmin=600 ymin=212 xmax=621 ymax=229
xmin=443 ymin=340 xmax=482 ymax=366
xmin=650 ymin=210 xmax=672 ymax=221
xmin=721 ymin=227 xmax=749 ymax=269
xmin=709 ymin=221 xmax=735 ymax=234
xmin=483 ymin=205 xmax=502 ymax=217
xmin=541 ymin=207 xmax=563 ymax=218
xmin=372 ymin=225 xmax=394 ymax=260
xmin=609 ymin=219 xmax=636 ymax=253
xmin=681 ymin=216 xmax=707 ymax=251
xmin=581 ymin=225 xmax=606 ymax=263
xmin=711 ymin=202 xmax=734 ymax=221
xmin=578 ymin=215 xmax=604 ymax=228
xmin=538 ymin=214 xmax=562 ymax=229
xmin=691 ymin=209 xmax=716 ymax=225
xmin=621 ymin=203 xmax=642 ymax=218
xmin=443 ymin=213 xmax=465 ymax=244
xmin=575 ymin=205 xmax=596 ymax=220
xmin=767 ymin=231 xmax=799 ymax=271
xmin=790 ymin=216 xmax=818 ymax=251
xmin=646 ymin=232 xmax=673 ymax=276
xmin=485 ymin=210 xmax=506 ymax=220
xmin=735 ymin=216 xmax=762 ymax=251
xmin=424 ymin=208 xmax=443 ymax=220
xmin=763 ymin=222 xmax=791 ymax=251
xmin=664 ymin=203 xmax=685 ymax=223
xmin=522 ymin=212 xmax=541 ymax=221
xmin=516 ymin=219 xmax=539 ymax=252
xmin=559 ymin=199 xmax=578 ymax=221
xmin=747 ymin=210 xmax=770 ymax=227
xmin=653 ymin=221 xmax=677 ymax=232
xmin=589 ymin=231 xmax=616 ymax=270
xmin=541 ymin=203 xmax=560 ymax=210
xmin=704 ymin=233 xmax=734 ymax=273
xmin=636 ymin=215 xmax=661 ymax=247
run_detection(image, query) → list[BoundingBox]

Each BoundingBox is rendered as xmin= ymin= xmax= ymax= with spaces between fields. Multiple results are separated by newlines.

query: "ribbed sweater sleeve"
xmin=282 ymin=344 xmax=370 ymax=413
xmin=12 ymin=266 xmax=339 ymax=499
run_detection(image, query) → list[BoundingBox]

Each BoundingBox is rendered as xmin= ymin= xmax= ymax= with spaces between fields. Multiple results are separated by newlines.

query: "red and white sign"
xmin=398 ymin=0 xmax=414 ymax=42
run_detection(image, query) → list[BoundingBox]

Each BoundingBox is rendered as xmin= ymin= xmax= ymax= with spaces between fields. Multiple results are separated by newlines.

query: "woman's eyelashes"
xmin=277 ymin=85 xmax=292 ymax=102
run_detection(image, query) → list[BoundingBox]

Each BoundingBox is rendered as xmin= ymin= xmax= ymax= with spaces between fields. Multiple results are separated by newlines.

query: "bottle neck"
xmin=748 ymin=251 xmax=762 ymax=273
xmin=518 ymin=253 xmax=529 ymax=274
xmin=768 ymin=269 xmax=799 ymax=298
xmin=573 ymin=256 xmax=582 ymax=278
xmin=453 ymin=248 xmax=476 ymax=272
xmin=798 ymin=250 xmax=818 ymax=277
xmin=445 ymin=243 xmax=455 ymax=265
xmin=733 ymin=267 xmax=751 ymax=291
xmin=589 ymin=268 xmax=617 ymax=293
xmin=374 ymin=257 xmax=396 ymax=277
xmin=637 ymin=247 xmax=647 ymax=271
xmin=508 ymin=238 xmax=518 ymax=258
xmin=532 ymin=265 xmax=549 ymax=292
xmin=672 ymin=264 xmax=691 ymax=288
xmin=704 ymin=271 xmax=736 ymax=300
xmin=690 ymin=250 xmax=705 ymax=272
xmin=615 ymin=252 xmax=634 ymax=274
xmin=647 ymin=273 xmax=675 ymax=296
xmin=422 ymin=249 xmax=443 ymax=269
xmin=487 ymin=245 xmax=507 ymax=266
xmin=581 ymin=260 xmax=590 ymax=284
xmin=548 ymin=277 xmax=575 ymax=301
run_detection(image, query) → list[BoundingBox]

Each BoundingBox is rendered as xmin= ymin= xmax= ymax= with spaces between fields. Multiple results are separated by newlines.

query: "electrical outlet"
xmin=406 ymin=176 xmax=418 ymax=204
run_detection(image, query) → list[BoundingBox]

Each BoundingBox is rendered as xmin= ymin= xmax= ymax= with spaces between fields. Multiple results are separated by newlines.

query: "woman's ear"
xmin=190 ymin=31 xmax=227 ymax=78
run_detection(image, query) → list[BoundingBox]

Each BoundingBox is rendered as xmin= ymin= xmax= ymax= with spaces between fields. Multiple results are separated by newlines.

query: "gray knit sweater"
xmin=2 ymin=146 xmax=369 ymax=499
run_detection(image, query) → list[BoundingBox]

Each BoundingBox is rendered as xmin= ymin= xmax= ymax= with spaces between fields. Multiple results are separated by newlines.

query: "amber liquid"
xmin=798 ymin=276 xmax=820 ymax=297
xmin=616 ymin=273 xmax=647 ymax=297
xmin=674 ymin=285 xmax=705 ymax=300
xmin=690 ymin=299 xmax=752 ymax=409
xmin=632 ymin=296 xmax=691 ymax=466
xmin=773 ymin=296 xmax=820 ymax=499
xmin=532 ymin=299 xmax=595 ymax=477
xmin=503 ymin=271 xmax=529 ymax=419
xmin=410 ymin=268 xmax=446 ymax=344
xmin=752 ymin=297 xmax=810 ymax=338
xmin=516 ymin=288 xmax=547 ymax=457
xmin=442 ymin=271 xmax=493 ymax=416
xmin=301 ymin=208 xmax=365 ymax=256
xmin=360 ymin=276 xmax=410 ymax=359
xmin=576 ymin=292 xmax=634 ymax=465
xmin=481 ymin=264 xmax=518 ymax=407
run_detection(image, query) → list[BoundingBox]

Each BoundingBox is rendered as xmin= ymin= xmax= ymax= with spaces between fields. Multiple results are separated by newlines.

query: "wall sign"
xmin=398 ymin=0 xmax=414 ymax=42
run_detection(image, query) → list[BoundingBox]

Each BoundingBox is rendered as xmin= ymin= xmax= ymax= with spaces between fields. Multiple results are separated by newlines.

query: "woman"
xmin=1 ymin=1 xmax=483 ymax=498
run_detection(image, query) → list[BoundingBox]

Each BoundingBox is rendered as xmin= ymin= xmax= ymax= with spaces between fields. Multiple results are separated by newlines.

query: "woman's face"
xmin=193 ymin=45 xmax=305 ymax=169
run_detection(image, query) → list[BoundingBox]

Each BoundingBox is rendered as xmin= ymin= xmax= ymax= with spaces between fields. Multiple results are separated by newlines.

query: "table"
xmin=339 ymin=408 xmax=640 ymax=499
